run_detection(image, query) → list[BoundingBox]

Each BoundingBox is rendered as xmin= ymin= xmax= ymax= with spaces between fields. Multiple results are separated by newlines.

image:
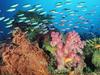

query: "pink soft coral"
xmin=50 ymin=32 xmax=62 ymax=47
xmin=64 ymin=31 xmax=85 ymax=54
xmin=50 ymin=31 xmax=85 ymax=70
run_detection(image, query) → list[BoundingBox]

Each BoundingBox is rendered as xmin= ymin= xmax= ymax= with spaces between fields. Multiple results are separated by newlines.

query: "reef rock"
xmin=0 ymin=28 xmax=50 ymax=75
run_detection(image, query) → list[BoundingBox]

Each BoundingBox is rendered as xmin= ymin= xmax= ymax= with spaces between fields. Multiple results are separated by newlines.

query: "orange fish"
xmin=68 ymin=71 xmax=75 ymax=75
xmin=95 ymin=44 xmax=100 ymax=49
xmin=64 ymin=57 xmax=73 ymax=63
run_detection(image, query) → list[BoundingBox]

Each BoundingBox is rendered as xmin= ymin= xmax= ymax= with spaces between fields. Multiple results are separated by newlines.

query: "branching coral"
xmin=50 ymin=31 xmax=85 ymax=70
xmin=64 ymin=31 xmax=85 ymax=54
xmin=0 ymin=28 xmax=50 ymax=75
xmin=44 ymin=31 xmax=85 ymax=75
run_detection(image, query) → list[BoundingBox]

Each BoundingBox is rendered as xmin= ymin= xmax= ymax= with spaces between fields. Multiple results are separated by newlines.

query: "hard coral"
xmin=0 ymin=28 xmax=50 ymax=75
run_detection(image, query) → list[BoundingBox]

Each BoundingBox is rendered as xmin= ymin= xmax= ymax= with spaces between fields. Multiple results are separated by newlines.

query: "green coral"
xmin=83 ymin=38 xmax=100 ymax=73
xmin=44 ymin=41 xmax=57 ymax=54
xmin=92 ymin=50 xmax=100 ymax=68
xmin=53 ymin=69 xmax=67 ymax=75
xmin=83 ymin=38 xmax=100 ymax=56
xmin=48 ymin=54 xmax=56 ymax=74
xmin=48 ymin=55 xmax=67 ymax=75
xmin=27 ymin=28 xmax=41 ymax=41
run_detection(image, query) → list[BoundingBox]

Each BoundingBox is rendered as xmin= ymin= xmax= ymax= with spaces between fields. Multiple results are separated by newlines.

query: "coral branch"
xmin=50 ymin=31 xmax=85 ymax=71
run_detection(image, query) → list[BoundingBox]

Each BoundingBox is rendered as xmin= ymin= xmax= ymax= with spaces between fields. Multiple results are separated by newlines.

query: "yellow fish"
xmin=68 ymin=71 xmax=75 ymax=75
xmin=95 ymin=44 xmax=100 ymax=49
xmin=64 ymin=57 xmax=73 ymax=63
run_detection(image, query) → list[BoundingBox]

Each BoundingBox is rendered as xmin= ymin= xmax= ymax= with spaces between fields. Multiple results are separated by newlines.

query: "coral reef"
xmin=0 ymin=28 xmax=50 ymax=75
xmin=0 ymin=26 xmax=99 ymax=75
xmin=44 ymin=31 xmax=86 ymax=75
xmin=0 ymin=3 xmax=99 ymax=75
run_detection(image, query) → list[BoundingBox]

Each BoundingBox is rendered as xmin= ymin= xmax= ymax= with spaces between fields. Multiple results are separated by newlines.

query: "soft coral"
xmin=50 ymin=31 xmax=85 ymax=70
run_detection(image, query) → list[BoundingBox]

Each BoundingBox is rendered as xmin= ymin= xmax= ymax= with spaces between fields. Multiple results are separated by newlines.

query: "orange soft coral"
xmin=0 ymin=28 xmax=50 ymax=75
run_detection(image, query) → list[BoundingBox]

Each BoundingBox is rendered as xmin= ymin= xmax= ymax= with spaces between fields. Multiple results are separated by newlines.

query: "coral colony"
xmin=0 ymin=27 xmax=100 ymax=75
xmin=49 ymin=31 xmax=86 ymax=74
xmin=0 ymin=1 xmax=100 ymax=75
xmin=1 ymin=29 xmax=50 ymax=75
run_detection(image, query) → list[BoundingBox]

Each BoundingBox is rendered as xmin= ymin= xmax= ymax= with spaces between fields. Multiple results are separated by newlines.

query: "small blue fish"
xmin=35 ymin=4 xmax=41 ymax=8
xmin=7 ymin=8 xmax=16 ymax=12
xmin=0 ymin=17 xmax=5 ymax=21
xmin=40 ymin=11 xmax=47 ymax=15
xmin=23 ymin=4 xmax=31 ymax=8
xmin=5 ymin=25 xmax=13 ymax=28
xmin=36 ymin=8 xmax=43 ymax=11
xmin=28 ymin=8 xmax=36 ymax=12
xmin=20 ymin=17 xmax=27 ymax=20
xmin=10 ymin=4 xmax=19 ymax=8
xmin=3 ymin=18 xmax=10 ymax=22
xmin=18 ymin=14 xmax=24 ymax=17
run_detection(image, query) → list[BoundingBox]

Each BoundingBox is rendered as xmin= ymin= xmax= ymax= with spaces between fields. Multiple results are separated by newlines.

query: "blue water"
xmin=0 ymin=0 xmax=100 ymax=40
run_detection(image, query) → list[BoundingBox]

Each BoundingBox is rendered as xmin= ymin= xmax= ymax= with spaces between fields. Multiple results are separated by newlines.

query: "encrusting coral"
xmin=0 ymin=28 xmax=50 ymax=75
